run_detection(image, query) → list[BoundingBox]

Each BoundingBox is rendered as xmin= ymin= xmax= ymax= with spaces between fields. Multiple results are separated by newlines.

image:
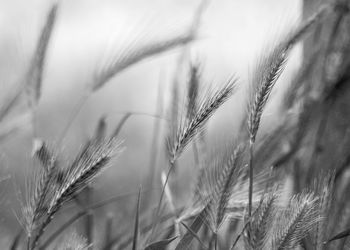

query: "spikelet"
xmin=48 ymin=138 xmax=123 ymax=214
xmin=245 ymin=188 xmax=280 ymax=250
xmin=248 ymin=42 xmax=288 ymax=144
xmin=168 ymin=79 xmax=237 ymax=163
xmin=271 ymin=191 xmax=320 ymax=250
xmin=178 ymin=144 xmax=266 ymax=233
xmin=186 ymin=61 xmax=201 ymax=120
xmin=92 ymin=19 xmax=194 ymax=92
xmin=91 ymin=0 xmax=209 ymax=92
xmin=31 ymin=138 xmax=123 ymax=249
xmin=19 ymin=142 xmax=58 ymax=239
xmin=25 ymin=3 xmax=58 ymax=108
xmin=247 ymin=3 xmax=330 ymax=144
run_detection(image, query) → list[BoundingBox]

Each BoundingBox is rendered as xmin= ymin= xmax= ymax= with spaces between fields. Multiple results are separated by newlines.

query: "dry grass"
xmin=1 ymin=1 xmax=350 ymax=250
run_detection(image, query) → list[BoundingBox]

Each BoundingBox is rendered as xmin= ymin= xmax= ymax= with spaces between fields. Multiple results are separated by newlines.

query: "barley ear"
xmin=271 ymin=192 xmax=320 ymax=250
xmin=25 ymin=3 xmax=58 ymax=107
xmin=168 ymin=78 xmax=237 ymax=163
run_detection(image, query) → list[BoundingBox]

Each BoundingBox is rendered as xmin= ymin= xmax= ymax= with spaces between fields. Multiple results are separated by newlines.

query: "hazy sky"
xmin=0 ymin=0 xmax=302 ymax=178
xmin=0 ymin=0 xmax=302 ymax=156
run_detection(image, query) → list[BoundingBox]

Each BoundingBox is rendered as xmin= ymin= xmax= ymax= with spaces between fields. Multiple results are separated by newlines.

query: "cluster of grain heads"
xmin=175 ymin=144 xmax=268 ymax=250
xmin=5 ymin=1 xmax=350 ymax=250
xmin=20 ymin=138 xmax=123 ymax=249
xmin=271 ymin=191 xmax=320 ymax=250
xmin=148 ymin=76 xmax=237 ymax=240
xmin=150 ymin=78 xmax=237 ymax=246
xmin=240 ymin=189 xmax=320 ymax=250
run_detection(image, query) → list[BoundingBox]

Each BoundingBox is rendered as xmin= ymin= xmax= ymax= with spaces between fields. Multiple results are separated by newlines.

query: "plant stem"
xmin=248 ymin=140 xmax=254 ymax=218
xmin=57 ymin=93 xmax=89 ymax=147
xmin=147 ymin=75 xmax=164 ymax=197
xmin=148 ymin=160 xmax=175 ymax=242
xmin=103 ymin=214 xmax=114 ymax=250
xmin=85 ymin=187 xmax=94 ymax=250
xmin=215 ymin=233 xmax=218 ymax=250
xmin=27 ymin=236 xmax=31 ymax=250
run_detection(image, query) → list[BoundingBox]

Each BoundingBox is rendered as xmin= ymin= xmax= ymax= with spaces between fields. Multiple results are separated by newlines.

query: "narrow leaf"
xmin=112 ymin=113 xmax=132 ymax=138
xmin=175 ymin=208 xmax=206 ymax=250
xmin=145 ymin=236 xmax=178 ymax=250
xmin=325 ymin=228 xmax=350 ymax=244
xmin=180 ymin=221 xmax=208 ymax=250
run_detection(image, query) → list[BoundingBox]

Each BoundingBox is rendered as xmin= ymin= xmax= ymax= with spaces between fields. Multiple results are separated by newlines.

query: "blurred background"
xmin=0 ymin=0 xmax=302 ymax=244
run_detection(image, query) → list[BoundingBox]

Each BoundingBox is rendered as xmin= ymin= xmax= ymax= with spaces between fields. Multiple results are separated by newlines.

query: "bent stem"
xmin=148 ymin=160 xmax=176 ymax=242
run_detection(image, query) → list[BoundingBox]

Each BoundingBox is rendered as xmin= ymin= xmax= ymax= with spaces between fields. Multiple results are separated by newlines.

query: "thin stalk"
xmin=10 ymin=229 xmax=23 ymax=250
xmin=109 ymin=111 xmax=167 ymax=121
xmin=86 ymin=212 xmax=94 ymax=250
xmin=57 ymin=93 xmax=89 ymax=147
xmin=209 ymin=232 xmax=217 ymax=250
xmin=148 ymin=161 xmax=175 ymax=242
xmin=85 ymin=187 xmax=94 ymax=250
xmin=103 ymin=214 xmax=114 ymax=250
xmin=27 ymin=236 xmax=31 ymax=250
xmin=147 ymin=74 xmax=164 ymax=191
xmin=112 ymin=113 xmax=132 ymax=138
xmin=230 ymin=216 xmax=253 ymax=250
xmin=248 ymin=141 xmax=254 ymax=218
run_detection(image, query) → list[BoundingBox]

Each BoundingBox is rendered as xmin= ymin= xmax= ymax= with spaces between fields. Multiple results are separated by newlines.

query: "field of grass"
xmin=0 ymin=0 xmax=350 ymax=249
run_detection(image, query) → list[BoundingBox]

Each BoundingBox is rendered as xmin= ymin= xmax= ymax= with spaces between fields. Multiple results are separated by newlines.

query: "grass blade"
xmin=325 ymin=228 xmax=350 ymax=244
xmin=175 ymin=207 xmax=206 ymax=250
xmin=145 ymin=236 xmax=178 ymax=250
xmin=132 ymin=187 xmax=142 ymax=250
xmin=179 ymin=221 xmax=208 ymax=250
